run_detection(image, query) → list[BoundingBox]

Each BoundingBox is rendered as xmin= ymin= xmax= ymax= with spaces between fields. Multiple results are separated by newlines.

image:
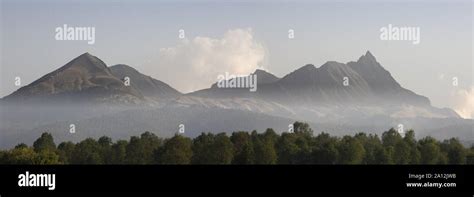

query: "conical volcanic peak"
xmin=2 ymin=53 xmax=141 ymax=103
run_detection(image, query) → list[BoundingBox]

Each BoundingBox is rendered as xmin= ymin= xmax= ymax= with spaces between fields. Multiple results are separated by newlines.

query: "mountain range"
xmin=0 ymin=51 xmax=471 ymax=148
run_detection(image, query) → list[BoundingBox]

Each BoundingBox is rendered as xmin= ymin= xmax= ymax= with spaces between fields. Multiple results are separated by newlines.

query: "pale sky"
xmin=1 ymin=0 xmax=473 ymax=117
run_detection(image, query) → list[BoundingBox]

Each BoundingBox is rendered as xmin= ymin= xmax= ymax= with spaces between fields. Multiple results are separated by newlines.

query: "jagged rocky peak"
xmin=357 ymin=50 xmax=377 ymax=64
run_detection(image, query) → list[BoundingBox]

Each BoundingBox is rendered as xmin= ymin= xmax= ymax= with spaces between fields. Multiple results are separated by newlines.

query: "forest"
xmin=0 ymin=122 xmax=472 ymax=165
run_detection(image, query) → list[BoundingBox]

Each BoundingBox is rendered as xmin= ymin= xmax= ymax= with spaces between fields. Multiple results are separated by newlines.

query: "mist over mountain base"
xmin=1 ymin=102 xmax=472 ymax=149
xmin=1 ymin=52 xmax=472 ymax=149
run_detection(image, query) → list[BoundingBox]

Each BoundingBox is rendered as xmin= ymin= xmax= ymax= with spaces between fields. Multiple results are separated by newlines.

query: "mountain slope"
xmin=110 ymin=64 xmax=182 ymax=100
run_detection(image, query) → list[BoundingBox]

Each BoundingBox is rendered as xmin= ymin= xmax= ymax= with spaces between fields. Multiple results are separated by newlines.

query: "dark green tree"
xmin=467 ymin=146 xmax=474 ymax=164
xmin=110 ymin=140 xmax=128 ymax=164
xmin=262 ymin=128 xmax=279 ymax=144
xmin=33 ymin=132 xmax=56 ymax=153
xmin=441 ymin=138 xmax=467 ymax=164
xmin=231 ymin=132 xmax=254 ymax=164
xmin=404 ymin=130 xmax=421 ymax=164
xmin=156 ymin=134 xmax=192 ymax=164
xmin=1 ymin=144 xmax=59 ymax=164
xmin=57 ymin=141 xmax=75 ymax=164
xmin=293 ymin=121 xmax=313 ymax=136
xmin=276 ymin=132 xmax=299 ymax=164
xmin=393 ymin=140 xmax=411 ymax=164
xmin=191 ymin=133 xmax=215 ymax=164
xmin=2 ymin=146 xmax=38 ymax=164
xmin=312 ymin=132 xmax=339 ymax=164
xmin=15 ymin=143 xmax=28 ymax=149
xmin=355 ymin=133 xmax=387 ymax=164
xmin=125 ymin=136 xmax=142 ymax=164
xmin=381 ymin=128 xmax=403 ymax=164
xmin=212 ymin=133 xmax=234 ymax=164
xmin=337 ymin=136 xmax=365 ymax=164
xmin=71 ymin=138 xmax=103 ymax=164
xmin=253 ymin=130 xmax=278 ymax=164
xmin=98 ymin=136 xmax=113 ymax=164
xmin=125 ymin=132 xmax=162 ymax=164
xmin=191 ymin=133 xmax=233 ymax=164
xmin=35 ymin=150 xmax=61 ymax=164
xmin=98 ymin=136 xmax=112 ymax=146
xmin=418 ymin=137 xmax=443 ymax=164
xmin=382 ymin=128 xmax=402 ymax=146
xmin=139 ymin=132 xmax=162 ymax=155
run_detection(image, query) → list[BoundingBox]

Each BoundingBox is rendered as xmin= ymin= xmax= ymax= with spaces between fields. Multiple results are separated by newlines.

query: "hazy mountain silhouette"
xmin=189 ymin=51 xmax=439 ymax=109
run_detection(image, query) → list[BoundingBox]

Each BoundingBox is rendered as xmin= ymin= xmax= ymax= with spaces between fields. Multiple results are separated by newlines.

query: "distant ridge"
xmin=191 ymin=51 xmax=432 ymax=107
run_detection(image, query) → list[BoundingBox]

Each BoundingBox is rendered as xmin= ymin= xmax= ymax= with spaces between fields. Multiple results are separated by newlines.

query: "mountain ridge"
xmin=190 ymin=51 xmax=432 ymax=108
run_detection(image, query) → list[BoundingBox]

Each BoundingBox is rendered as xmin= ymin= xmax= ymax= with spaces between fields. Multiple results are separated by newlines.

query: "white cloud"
xmin=451 ymin=86 xmax=474 ymax=119
xmin=150 ymin=28 xmax=266 ymax=93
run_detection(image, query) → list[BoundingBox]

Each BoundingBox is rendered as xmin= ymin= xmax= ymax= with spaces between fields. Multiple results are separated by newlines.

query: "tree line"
xmin=1 ymin=122 xmax=473 ymax=165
